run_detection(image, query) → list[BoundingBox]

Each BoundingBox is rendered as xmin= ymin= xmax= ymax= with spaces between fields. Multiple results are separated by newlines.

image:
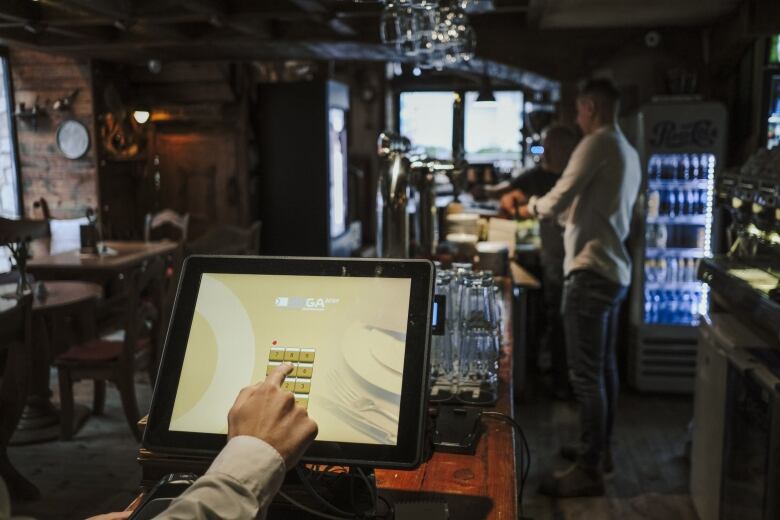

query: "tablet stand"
xmin=268 ymin=466 xmax=378 ymax=519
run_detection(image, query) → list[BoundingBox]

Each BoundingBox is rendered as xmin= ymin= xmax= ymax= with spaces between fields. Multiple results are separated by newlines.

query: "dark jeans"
xmin=561 ymin=269 xmax=627 ymax=468
xmin=541 ymin=260 xmax=567 ymax=391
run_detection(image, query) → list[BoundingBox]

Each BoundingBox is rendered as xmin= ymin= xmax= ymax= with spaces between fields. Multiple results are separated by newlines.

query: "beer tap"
xmin=376 ymin=133 xmax=412 ymax=258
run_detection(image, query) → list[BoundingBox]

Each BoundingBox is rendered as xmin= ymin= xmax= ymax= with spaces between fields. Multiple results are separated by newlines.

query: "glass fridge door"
xmin=328 ymin=108 xmax=348 ymax=239
xmin=767 ymin=74 xmax=780 ymax=150
xmin=643 ymin=153 xmax=715 ymax=326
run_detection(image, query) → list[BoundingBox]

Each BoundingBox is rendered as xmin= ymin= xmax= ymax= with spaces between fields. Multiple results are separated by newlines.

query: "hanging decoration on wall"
xmin=55 ymin=119 xmax=90 ymax=160
xmin=98 ymin=84 xmax=147 ymax=160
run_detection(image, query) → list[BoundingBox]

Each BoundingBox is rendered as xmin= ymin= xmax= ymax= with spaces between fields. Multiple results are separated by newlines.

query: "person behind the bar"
xmin=520 ymin=78 xmax=641 ymax=497
xmin=88 ymin=363 xmax=318 ymax=520
xmin=498 ymin=125 xmax=580 ymax=399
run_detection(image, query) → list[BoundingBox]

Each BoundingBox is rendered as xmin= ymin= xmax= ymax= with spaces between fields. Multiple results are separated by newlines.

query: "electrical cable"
xmin=376 ymin=495 xmax=394 ymax=520
xmin=295 ymin=465 xmax=355 ymax=517
xmin=277 ymin=489 xmax=353 ymax=520
xmin=478 ymin=411 xmax=531 ymax=519
xmin=355 ymin=467 xmax=378 ymax=516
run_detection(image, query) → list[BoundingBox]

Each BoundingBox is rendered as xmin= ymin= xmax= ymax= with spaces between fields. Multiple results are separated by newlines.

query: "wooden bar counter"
xmin=131 ymin=278 xmax=519 ymax=520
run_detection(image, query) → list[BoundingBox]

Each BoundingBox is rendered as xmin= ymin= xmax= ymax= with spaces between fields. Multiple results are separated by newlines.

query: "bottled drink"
xmin=669 ymin=190 xmax=678 ymax=217
xmin=668 ymin=257 xmax=678 ymax=283
xmin=679 ymin=154 xmax=691 ymax=181
xmin=657 ymin=258 xmax=667 ymax=283
xmin=644 ymin=289 xmax=654 ymax=323
xmin=697 ymin=189 xmax=707 ymax=214
xmin=659 ymin=190 xmax=670 ymax=216
xmin=645 ymin=259 xmax=656 ymax=283
xmin=680 ymin=291 xmax=692 ymax=323
xmin=648 ymin=190 xmax=660 ymax=219
xmin=699 ymin=154 xmax=712 ymax=180
xmin=667 ymin=290 xmax=678 ymax=323
xmin=648 ymin=156 xmax=661 ymax=180
xmin=652 ymin=290 xmax=661 ymax=323
xmin=656 ymin=224 xmax=668 ymax=249
xmin=686 ymin=190 xmax=697 ymax=215
xmin=690 ymin=154 xmax=700 ymax=180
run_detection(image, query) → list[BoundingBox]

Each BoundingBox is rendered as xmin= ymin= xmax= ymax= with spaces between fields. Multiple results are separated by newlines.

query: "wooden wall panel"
xmin=10 ymin=48 xmax=97 ymax=219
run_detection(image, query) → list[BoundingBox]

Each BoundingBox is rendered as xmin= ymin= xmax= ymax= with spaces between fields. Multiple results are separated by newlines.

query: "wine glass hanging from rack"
xmin=376 ymin=0 xmax=476 ymax=68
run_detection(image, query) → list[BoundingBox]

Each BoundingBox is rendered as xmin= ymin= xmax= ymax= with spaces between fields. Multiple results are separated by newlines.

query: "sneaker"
xmin=538 ymin=463 xmax=605 ymax=497
xmin=560 ymin=443 xmax=615 ymax=477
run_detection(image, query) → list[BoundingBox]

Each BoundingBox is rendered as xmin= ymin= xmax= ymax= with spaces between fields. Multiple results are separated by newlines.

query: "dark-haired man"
xmin=521 ymin=78 xmax=641 ymax=497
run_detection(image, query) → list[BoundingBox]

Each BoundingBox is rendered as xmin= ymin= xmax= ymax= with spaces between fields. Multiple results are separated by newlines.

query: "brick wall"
xmin=10 ymin=48 xmax=97 ymax=219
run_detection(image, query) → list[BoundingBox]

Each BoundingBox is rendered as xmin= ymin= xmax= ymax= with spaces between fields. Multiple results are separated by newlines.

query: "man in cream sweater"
xmin=522 ymin=78 xmax=641 ymax=497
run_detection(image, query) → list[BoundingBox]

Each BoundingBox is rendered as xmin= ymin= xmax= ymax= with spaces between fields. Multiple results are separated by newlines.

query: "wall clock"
xmin=56 ymin=119 xmax=90 ymax=159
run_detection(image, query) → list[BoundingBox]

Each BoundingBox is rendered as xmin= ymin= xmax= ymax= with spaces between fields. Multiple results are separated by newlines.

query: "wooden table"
xmin=5 ymin=281 xmax=103 ymax=444
xmin=129 ymin=279 xmax=520 ymax=520
xmin=28 ymin=240 xmax=179 ymax=282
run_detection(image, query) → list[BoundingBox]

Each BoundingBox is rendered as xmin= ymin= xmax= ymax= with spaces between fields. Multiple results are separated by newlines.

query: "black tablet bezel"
xmin=143 ymin=255 xmax=434 ymax=469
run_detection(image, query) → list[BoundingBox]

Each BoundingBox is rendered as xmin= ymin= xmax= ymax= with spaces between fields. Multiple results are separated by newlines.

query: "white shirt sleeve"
xmin=529 ymin=134 xmax=604 ymax=219
xmin=153 ymin=436 xmax=286 ymax=520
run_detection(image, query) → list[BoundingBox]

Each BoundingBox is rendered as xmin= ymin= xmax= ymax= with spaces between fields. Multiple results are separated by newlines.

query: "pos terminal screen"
xmin=168 ymin=272 xmax=412 ymax=446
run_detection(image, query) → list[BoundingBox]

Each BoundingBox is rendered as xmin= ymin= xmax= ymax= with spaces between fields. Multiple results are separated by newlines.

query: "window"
xmin=399 ymin=91 xmax=454 ymax=159
xmin=770 ymin=34 xmax=780 ymax=64
xmin=0 ymin=52 xmax=19 ymax=219
xmin=464 ymin=90 xmax=523 ymax=168
xmin=0 ymin=51 xmax=20 ymax=273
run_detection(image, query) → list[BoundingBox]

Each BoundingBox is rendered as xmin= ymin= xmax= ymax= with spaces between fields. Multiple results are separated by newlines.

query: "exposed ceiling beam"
xmin=173 ymin=0 xmax=271 ymax=39
xmin=288 ymin=0 xmax=357 ymax=37
xmin=0 ymin=0 xmax=114 ymax=41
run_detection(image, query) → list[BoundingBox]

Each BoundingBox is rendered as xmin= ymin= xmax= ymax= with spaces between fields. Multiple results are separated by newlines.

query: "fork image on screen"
xmin=328 ymin=371 xmax=400 ymax=424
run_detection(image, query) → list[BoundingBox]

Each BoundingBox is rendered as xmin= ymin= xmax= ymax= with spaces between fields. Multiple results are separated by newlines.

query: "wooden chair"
xmin=144 ymin=210 xmax=189 ymax=243
xmin=55 ymin=258 xmax=165 ymax=441
xmin=184 ymin=221 xmax=261 ymax=256
xmin=0 ymin=294 xmax=37 ymax=500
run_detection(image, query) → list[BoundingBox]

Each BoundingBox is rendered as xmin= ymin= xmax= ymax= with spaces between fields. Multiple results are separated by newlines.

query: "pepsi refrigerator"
xmin=628 ymin=100 xmax=727 ymax=393
xmin=763 ymin=70 xmax=780 ymax=150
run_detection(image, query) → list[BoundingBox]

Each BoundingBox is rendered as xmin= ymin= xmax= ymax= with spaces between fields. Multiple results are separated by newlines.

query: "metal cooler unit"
xmin=627 ymin=100 xmax=727 ymax=393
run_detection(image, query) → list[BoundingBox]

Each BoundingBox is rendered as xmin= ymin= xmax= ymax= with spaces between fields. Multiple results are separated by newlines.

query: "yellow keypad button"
xmin=297 ymin=363 xmax=313 ymax=378
xmin=294 ymin=379 xmax=311 ymax=393
xmin=284 ymin=349 xmax=301 ymax=362
xmin=288 ymin=365 xmax=298 ymax=377
xmin=299 ymin=349 xmax=316 ymax=363
xmin=282 ymin=380 xmax=295 ymax=392
xmin=266 ymin=362 xmax=281 ymax=376
xmin=294 ymin=394 xmax=309 ymax=410
xmin=269 ymin=347 xmax=286 ymax=361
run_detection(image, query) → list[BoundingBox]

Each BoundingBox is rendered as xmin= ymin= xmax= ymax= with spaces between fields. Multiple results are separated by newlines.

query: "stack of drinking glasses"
xmin=429 ymin=268 xmax=456 ymax=402
xmin=429 ymin=263 xmax=502 ymax=405
xmin=379 ymin=0 xmax=476 ymax=69
xmin=457 ymin=271 xmax=501 ymax=404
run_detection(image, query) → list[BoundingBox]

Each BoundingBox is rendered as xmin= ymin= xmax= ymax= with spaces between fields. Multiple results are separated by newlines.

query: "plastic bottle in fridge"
xmin=648 ymin=190 xmax=660 ymax=219
xmin=668 ymin=257 xmax=678 ymax=283
xmin=679 ymin=154 xmax=691 ymax=181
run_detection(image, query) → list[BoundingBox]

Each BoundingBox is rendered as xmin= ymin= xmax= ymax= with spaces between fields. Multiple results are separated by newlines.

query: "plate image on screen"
xmin=168 ymin=272 xmax=412 ymax=445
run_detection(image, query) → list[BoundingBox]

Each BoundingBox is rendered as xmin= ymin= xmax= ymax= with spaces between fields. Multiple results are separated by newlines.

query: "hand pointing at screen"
xmin=228 ymin=362 xmax=319 ymax=468
xmin=115 ymin=363 xmax=319 ymax=519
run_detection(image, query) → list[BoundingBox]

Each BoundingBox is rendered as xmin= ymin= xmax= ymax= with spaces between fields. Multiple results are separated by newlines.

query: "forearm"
xmin=154 ymin=437 xmax=286 ymax=520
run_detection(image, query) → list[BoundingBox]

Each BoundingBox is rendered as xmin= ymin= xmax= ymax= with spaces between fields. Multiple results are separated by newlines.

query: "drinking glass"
xmin=457 ymin=272 xmax=501 ymax=404
xmin=380 ymin=2 xmax=421 ymax=56
xmin=430 ymin=269 xmax=456 ymax=401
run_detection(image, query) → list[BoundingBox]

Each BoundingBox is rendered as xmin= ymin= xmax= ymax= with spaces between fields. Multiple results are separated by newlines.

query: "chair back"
xmin=119 ymin=257 xmax=166 ymax=368
xmin=184 ymin=221 xmax=261 ymax=256
xmin=144 ymin=210 xmax=189 ymax=243
xmin=0 ymin=294 xmax=33 ymax=445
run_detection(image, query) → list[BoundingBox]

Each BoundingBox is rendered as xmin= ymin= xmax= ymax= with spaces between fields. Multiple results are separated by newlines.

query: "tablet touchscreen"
xmin=168 ymin=271 xmax=412 ymax=446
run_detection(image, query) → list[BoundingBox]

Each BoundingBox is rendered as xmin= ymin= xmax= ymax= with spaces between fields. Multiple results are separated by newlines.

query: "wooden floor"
xmin=520 ymin=376 xmax=698 ymax=520
xmin=10 ymin=372 xmax=698 ymax=520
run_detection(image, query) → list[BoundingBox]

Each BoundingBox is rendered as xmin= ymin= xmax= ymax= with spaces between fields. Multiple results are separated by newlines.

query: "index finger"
xmin=264 ymin=362 xmax=294 ymax=387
